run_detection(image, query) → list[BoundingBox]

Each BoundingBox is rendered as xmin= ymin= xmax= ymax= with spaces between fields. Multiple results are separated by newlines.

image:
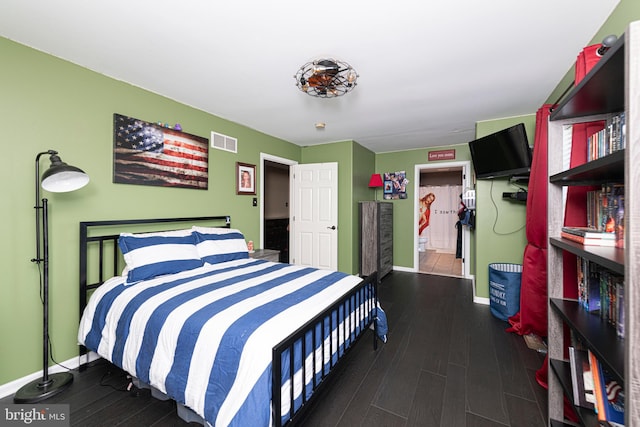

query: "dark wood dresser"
xmin=359 ymin=201 xmax=393 ymax=279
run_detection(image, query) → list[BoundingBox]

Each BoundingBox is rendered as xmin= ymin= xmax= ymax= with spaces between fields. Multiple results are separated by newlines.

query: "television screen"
xmin=468 ymin=123 xmax=532 ymax=179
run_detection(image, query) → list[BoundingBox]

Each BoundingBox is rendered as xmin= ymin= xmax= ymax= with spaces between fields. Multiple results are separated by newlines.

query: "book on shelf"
xmin=599 ymin=269 xmax=625 ymax=329
xmin=561 ymin=226 xmax=616 ymax=239
xmin=575 ymin=257 xmax=625 ymax=337
xmin=577 ymin=257 xmax=586 ymax=308
xmin=577 ymin=257 xmax=601 ymax=312
xmin=586 ymin=184 xmax=625 ymax=249
xmin=588 ymin=350 xmax=606 ymax=419
xmin=587 ymin=111 xmax=626 ymax=162
xmin=612 ymin=187 xmax=625 ymax=249
xmin=588 ymin=350 xmax=625 ymax=424
xmin=586 ymin=262 xmax=601 ymax=313
xmin=568 ymin=347 xmax=596 ymax=410
xmin=561 ymin=231 xmax=616 ymax=246
xmin=600 ymin=270 xmax=611 ymax=325
xmin=616 ymin=284 xmax=625 ymax=339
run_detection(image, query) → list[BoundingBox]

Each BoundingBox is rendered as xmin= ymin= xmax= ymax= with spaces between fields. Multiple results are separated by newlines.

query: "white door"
xmin=290 ymin=162 xmax=338 ymax=270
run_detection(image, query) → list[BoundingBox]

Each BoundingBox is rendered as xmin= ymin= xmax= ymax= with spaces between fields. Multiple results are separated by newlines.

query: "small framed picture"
xmin=236 ymin=162 xmax=256 ymax=195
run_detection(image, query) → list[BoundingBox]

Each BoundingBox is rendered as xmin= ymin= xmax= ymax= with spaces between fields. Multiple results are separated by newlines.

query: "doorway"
xmin=414 ymin=161 xmax=472 ymax=278
xmin=260 ymin=153 xmax=297 ymax=263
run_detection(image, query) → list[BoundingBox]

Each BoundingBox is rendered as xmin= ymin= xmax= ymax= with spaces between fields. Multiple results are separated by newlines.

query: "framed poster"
xmin=113 ymin=113 xmax=209 ymax=189
xmin=236 ymin=162 xmax=256 ymax=195
xmin=383 ymin=171 xmax=408 ymax=199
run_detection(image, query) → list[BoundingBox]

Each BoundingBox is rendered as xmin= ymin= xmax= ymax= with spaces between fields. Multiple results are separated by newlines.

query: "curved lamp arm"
xmin=33 ymin=150 xmax=89 ymax=263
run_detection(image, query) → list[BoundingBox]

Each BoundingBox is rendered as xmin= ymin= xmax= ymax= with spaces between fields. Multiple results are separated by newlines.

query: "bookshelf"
xmin=547 ymin=20 xmax=639 ymax=426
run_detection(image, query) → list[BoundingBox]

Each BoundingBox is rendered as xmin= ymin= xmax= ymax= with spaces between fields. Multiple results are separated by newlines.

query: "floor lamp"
xmin=14 ymin=150 xmax=89 ymax=403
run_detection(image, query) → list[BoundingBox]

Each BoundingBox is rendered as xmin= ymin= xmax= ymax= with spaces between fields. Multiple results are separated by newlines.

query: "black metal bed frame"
xmin=78 ymin=215 xmax=378 ymax=426
xmin=272 ymin=272 xmax=378 ymax=426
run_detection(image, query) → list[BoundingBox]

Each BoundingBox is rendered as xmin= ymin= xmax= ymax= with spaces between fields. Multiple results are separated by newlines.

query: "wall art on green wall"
xmin=383 ymin=171 xmax=408 ymax=199
xmin=113 ymin=113 xmax=209 ymax=189
xmin=236 ymin=162 xmax=256 ymax=195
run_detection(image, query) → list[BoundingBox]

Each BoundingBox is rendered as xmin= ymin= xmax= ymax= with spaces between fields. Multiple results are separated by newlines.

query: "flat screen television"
xmin=468 ymin=123 xmax=532 ymax=179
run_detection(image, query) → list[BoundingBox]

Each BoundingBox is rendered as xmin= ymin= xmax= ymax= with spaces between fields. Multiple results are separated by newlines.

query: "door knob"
xmin=327 ymin=225 xmax=336 ymax=230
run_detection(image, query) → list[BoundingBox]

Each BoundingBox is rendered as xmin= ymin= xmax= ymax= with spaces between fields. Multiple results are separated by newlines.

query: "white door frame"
xmin=259 ymin=153 xmax=298 ymax=250
xmin=289 ymin=162 xmax=339 ymax=270
xmin=413 ymin=161 xmax=472 ymax=278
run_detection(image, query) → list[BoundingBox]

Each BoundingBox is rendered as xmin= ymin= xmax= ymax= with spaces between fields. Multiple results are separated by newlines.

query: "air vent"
xmin=210 ymin=131 xmax=237 ymax=153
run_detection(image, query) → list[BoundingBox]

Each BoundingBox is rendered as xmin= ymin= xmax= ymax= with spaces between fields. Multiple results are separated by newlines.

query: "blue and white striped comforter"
xmin=78 ymin=258 xmax=370 ymax=426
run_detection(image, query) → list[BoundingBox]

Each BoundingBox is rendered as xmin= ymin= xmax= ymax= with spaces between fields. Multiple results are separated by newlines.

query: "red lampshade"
xmin=368 ymin=173 xmax=383 ymax=188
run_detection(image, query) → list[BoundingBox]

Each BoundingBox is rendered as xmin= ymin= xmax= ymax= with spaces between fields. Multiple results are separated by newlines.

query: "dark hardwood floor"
xmin=2 ymin=271 xmax=548 ymax=426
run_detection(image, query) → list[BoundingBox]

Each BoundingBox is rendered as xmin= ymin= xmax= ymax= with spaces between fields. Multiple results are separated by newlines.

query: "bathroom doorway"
xmin=414 ymin=161 xmax=472 ymax=278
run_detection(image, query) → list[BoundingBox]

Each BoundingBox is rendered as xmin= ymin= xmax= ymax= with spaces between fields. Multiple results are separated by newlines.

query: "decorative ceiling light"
xmin=294 ymin=58 xmax=358 ymax=98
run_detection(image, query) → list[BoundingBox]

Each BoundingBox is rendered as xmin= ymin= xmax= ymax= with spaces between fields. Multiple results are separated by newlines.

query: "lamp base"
xmin=14 ymin=372 xmax=73 ymax=403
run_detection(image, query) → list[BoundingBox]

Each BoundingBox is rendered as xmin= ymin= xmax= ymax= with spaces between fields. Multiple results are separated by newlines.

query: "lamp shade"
xmin=368 ymin=173 xmax=383 ymax=188
xmin=41 ymin=155 xmax=89 ymax=193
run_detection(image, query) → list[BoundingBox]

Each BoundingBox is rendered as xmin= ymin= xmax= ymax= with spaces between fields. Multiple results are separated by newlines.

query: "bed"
xmin=77 ymin=216 xmax=379 ymax=426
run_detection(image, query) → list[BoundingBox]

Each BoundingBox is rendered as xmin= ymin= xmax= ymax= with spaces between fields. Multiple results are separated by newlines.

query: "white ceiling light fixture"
xmin=294 ymin=58 xmax=358 ymax=98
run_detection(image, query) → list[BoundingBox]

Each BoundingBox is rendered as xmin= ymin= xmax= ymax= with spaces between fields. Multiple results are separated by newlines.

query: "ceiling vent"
xmin=210 ymin=131 xmax=237 ymax=153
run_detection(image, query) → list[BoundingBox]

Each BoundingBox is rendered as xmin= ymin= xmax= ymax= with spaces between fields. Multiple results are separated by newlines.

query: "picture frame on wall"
xmin=383 ymin=171 xmax=408 ymax=199
xmin=113 ymin=113 xmax=209 ymax=189
xmin=236 ymin=162 xmax=256 ymax=195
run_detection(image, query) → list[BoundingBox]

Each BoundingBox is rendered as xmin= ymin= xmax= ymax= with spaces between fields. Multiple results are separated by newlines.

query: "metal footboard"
xmin=272 ymin=272 xmax=378 ymax=427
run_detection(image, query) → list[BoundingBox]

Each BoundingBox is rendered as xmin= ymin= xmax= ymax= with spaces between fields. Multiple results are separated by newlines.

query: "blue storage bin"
xmin=489 ymin=263 xmax=522 ymax=321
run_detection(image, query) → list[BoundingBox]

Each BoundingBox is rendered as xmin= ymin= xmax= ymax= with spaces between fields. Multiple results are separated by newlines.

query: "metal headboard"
xmin=78 ymin=215 xmax=231 ymax=363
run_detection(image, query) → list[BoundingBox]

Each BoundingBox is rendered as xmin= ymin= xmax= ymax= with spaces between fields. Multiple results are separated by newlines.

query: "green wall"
xmin=0 ymin=34 xmax=376 ymax=387
xmin=352 ymin=143 xmax=377 ymax=273
xmin=0 ymin=37 xmax=301 ymax=385
xmin=546 ymin=0 xmax=640 ymax=104
xmin=374 ymin=120 xmax=534 ymax=300
xmin=376 ymin=144 xmax=472 ymax=270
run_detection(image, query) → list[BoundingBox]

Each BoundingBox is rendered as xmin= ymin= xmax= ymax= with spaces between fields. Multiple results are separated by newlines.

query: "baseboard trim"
xmin=0 ymin=352 xmax=100 ymax=400
xmin=470 ymin=275 xmax=490 ymax=305
xmin=392 ymin=265 xmax=414 ymax=273
xmin=474 ymin=296 xmax=490 ymax=305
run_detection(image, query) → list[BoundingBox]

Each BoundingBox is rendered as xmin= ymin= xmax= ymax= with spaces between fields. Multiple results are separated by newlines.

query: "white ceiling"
xmin=0 ymin=0 xmax=620 ymax=153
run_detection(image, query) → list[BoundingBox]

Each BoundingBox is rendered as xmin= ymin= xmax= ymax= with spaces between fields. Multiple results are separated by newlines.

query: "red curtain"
xmin=506 ymin=104 xmax=551 ymax=337
xmin=562 ymin=44 xmax=605 ymax=302
xmin=508 ymin=43 xmax=604 ymax=338
xmin=524 ymin=44 xmax=603 ymax=423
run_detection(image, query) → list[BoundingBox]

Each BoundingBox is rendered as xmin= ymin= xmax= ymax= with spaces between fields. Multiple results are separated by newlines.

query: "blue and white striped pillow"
xmin=118 ymin=229 xmax=204 ymax=283
xmin=192 ymin=226 xmax=249 ymax=264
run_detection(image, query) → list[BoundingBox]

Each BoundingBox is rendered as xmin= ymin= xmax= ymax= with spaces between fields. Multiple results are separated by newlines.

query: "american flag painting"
xmin=113 ymin=113 xmax=209 ymax=189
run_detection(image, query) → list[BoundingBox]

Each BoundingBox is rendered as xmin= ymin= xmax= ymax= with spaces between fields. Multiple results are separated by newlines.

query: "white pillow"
xmin=192 ymin=226 xmax=249 ymax=264
xmin=118 ymin=229 xmax=203 ymax=282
